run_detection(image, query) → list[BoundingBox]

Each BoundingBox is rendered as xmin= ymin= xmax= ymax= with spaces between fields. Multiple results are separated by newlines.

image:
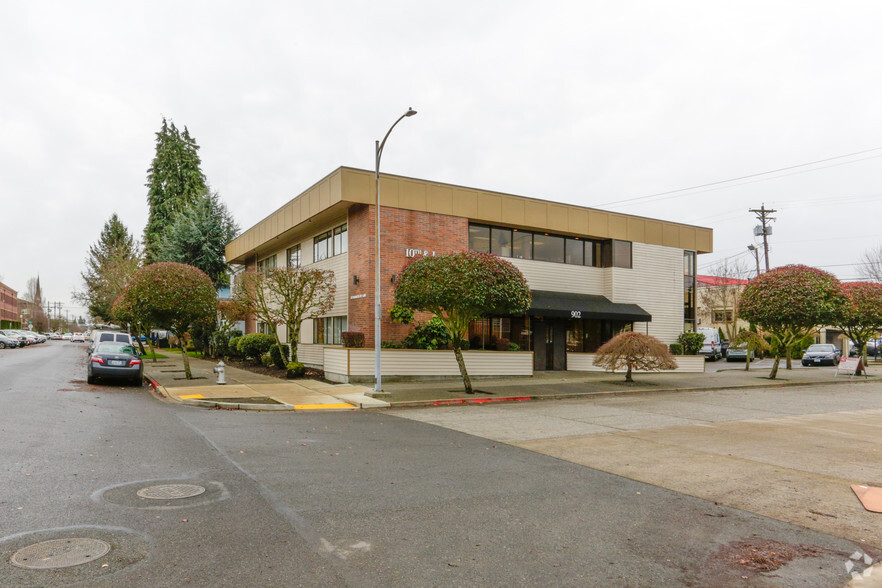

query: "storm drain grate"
xmin=136 ymin=484 xmax=206 ymax=500
xmin=11 ymin=538 xmax=111 ymax=569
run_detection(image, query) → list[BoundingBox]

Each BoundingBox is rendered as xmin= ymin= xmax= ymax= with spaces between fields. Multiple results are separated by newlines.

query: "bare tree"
xmin=858 ymin=245 xmax=882 ymax=283
xmin=698 ymin=259 xmax=750 ymax=340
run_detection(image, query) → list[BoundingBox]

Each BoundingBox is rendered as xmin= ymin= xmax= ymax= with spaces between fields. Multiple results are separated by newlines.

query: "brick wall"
xmin=348 ymin=204 xmax=468 ymax=346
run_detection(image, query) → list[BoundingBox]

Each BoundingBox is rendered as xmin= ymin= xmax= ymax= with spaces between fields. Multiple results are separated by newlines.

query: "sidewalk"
xmin=143 ymin=353 xmax=388 ymax=410
xmin=146 ymin=352 xmax=879 ymax=411
xmin=377 ymin=360 xmax=878 ymax=406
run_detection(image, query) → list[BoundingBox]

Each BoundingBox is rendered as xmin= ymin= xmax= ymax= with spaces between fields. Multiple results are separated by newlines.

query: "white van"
xmin=697 ymin=327 xmax=722 ymax=361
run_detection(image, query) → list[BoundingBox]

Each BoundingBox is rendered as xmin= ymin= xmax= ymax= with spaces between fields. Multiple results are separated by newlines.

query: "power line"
xmin=595 ymin=146 xmax=882 ymax=208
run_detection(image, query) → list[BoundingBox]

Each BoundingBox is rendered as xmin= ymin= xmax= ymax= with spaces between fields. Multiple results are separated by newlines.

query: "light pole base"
xmin=366 ymin=389 xmax=391 ymax=398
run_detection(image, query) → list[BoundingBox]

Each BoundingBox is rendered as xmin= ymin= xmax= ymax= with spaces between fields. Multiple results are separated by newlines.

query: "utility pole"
xmin=749 ymin=204 xmax=776 ymax=272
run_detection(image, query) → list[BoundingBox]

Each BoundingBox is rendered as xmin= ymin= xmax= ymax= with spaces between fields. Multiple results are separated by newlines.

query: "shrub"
xmin=269 ymin=343 xmax=290 ymax=369
xmin=677 ymin=332 xmax=705 ymax=355
xmin=237 ymin=333 xmax=276 ymax=360
xmin=381 ymin=340 xmax=405 ymax=349
xmin=508 ymin=342 xmax=520 ymax=351
xmin=261 ymin=353 xmax=274 ymax=367
xmin=389 ymin=304 xmax=414 ymax=325
xmin=286 ymin=361 xmax=306 ymax=378
xmin=669 ymin=343 xmax=684 ymax=355
xmin=404 ymin=317 xmax=451 ymax=350
xmin=228 ymin=336 xmax=242 ymax=357
xmin=469 ymin=336 xmax=484 ymax=350
xmin=495 ymin=337 xmax=511 ymax=351
xmin=341 ymin=332 xmax=365 ymax=348
xmin=231 ymin=329 xmax=243 ymax=338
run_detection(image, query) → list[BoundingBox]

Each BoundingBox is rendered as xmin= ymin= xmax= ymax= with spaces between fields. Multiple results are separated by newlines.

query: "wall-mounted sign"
xmin=571 ymin=310 xmax=582 ymax=319
xmin=350 ymin=294 xmax=367 ymax=300
xmin=405 ymin=248 xmax=436 ymax=258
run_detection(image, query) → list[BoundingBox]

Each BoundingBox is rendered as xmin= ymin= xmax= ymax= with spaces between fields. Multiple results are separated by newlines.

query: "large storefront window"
xmin=468 ymin=223 xmax=623 ymax=269
xmin=468 ymin=317 xmax=532 ymax=351
xmin=287 ymin=244 xmax=301 ymax=268
xmin=257 ymin=254 xmax=276 ymax=273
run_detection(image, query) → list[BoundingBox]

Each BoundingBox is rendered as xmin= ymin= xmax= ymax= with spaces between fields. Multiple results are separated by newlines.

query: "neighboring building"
xmin=696 ymin=275 xmax=749 ymax=338
xmin=226 ymin=167 xmax=713 ymax=372
xmin=0 ymin=282 xmax=19 ymax=329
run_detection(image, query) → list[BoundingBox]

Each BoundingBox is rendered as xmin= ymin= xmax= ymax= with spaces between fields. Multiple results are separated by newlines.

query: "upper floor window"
xmin=287 ymin=244 xmax=301 ymax=268
xmin=257 ymin=255 xmax=276 ymax=274
xmin=314 ymin=223 xmax=348 ymax=262
xmin=468 ymin=223 xmax=617 ymax=268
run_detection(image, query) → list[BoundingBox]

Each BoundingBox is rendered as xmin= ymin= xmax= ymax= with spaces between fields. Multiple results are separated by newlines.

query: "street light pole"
xmin=747 ymin=245 xmax=761 ymax=277
xmin=373 ymin=107 xmax=417 ymax=397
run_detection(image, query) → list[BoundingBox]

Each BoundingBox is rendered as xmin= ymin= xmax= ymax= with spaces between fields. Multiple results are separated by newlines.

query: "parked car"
xmin=726 ymin=344 xmax=755 ymax=362
xmin=88 ymin=331 xmax=133 ymax=354
xmin=87 ymin=341 xmax=143 ymax=385
xmin=11 ymin=330 xmax=40 ymax=345
xmin=801 ymin=344 xmax=842 ymax=366
xmin=62 ymin=333 xmax=72 ymax=340
xmin=0 ymin=334 xmax=20 ymax=349
xmin=70 ymin=333 xmax=86 ymax=343
xmin=49 ymin=332 xmax=63 ymax=340
xmin=697 ymin=327 xmax=722 ymax=361
xmin=0 ymin=330 xmax=28 ymax=346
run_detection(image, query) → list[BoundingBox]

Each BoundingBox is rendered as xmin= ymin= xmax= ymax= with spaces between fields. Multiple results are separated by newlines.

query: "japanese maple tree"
xmin=739 ymin=265 xmax=845 ymax=379
xmin=394 ymin=251 xmax=531 ymax=394
xmin=592 ymin=332 xmax=678 ymax=383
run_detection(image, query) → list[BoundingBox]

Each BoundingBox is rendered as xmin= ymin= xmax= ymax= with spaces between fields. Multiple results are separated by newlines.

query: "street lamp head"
xmin=747 ymin=245 xmax=756 ymax=251
xmin=405 ymin=108 xmax=417 ymax=117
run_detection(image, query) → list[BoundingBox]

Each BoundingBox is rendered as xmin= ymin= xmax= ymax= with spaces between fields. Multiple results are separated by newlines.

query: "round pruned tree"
xmin=739 ymin=265 xmax=845 ymax=379
xmin=834 ymin=281 xmax=882 ymax=366
xmin=394 ymin=251 xmax=531 ymax=394
xmin=592 ymin=332 xmax=678 ymax=383
xmin=120 ymin=262 xmax=217 ymax=379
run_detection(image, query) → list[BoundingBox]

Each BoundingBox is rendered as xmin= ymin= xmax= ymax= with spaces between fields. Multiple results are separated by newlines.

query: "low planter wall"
xmin=566 ymin=353 xmax=705 ymax=373
xmin=323 ymin=347 xmax=534 ymax=383
xmin=296 ymin=344 xmax=327 ymax=368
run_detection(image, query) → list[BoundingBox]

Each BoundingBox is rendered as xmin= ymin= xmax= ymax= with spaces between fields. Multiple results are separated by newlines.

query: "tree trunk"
xmin=744 ymin=348 xmax=751 ymax=371
xmin=625 ymin=364 xmax=633 ymax=383
xmin=785 ymin=348 xmax=792 ymax=370
xmin=147 ymin=337 xmax=157 ymax=363
xmin=134 ymin=331 xmax=146 ymax=356
xmin=180 ymin=338 xmax=192 ymax=379
xmin=452 ymin=344 xmax=473 ymax=394
xmin=769 ymin=355 xmax=780 ymax=379
xmin=289 ymin=326 xmax=299 ymax=363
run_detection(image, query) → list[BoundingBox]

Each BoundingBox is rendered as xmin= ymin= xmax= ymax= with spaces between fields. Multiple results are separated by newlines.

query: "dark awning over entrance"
xmin=527 ymin=290 xmax=652 ymax=322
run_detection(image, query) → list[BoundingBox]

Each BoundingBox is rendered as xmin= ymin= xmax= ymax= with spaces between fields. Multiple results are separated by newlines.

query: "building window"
xmin=469 ymin=224 xmax=490 ymax=252
xmin=565 ymin=238 xmax=584 ymax=265
xmin=257 ymin=255 xmax=276 ymax=273
xmin=468 ymin=223 xmax=614 ymax=268
xmin=314 ymin=223 xmax=348 ymax=262
xmin=512 ymin=230 xmax=532 ymax=259
xmin=532 ymin=233 xmax=565 ymax=263
xmin=313 ymin=316 xmax=347 ymax=345
xmin=712 ymin=309 xmax=734 ymax=323
xmin=287 ymin=244 xmax=301 ymax=268
xmin=684 ymin=251 xmax=697 ymax=331
xmin=258 ymin=322 xmax=274 ymax=336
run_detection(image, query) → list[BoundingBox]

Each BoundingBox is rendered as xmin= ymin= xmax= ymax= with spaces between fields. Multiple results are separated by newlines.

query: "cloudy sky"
xmin=3 ymin=1 xmax=882 ymax=320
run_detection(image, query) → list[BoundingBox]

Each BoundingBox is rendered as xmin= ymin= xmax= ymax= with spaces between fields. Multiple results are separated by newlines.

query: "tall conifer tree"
xmin=75 ymin=214 xmax=141 ymax=321
xmin=143 ymin=118 xmax=207 ymax=263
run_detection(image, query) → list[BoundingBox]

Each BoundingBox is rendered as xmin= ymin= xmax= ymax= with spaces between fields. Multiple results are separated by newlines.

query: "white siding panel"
xmin=310 ymin=254 xmax=348 ymax=315
xmin=323 ymin=347 xmax=348 ymax=374
xmin=567 ymin=353 xmax=705 ymax=373
xmin=297 ymin=343 xmax=325 ymax=367
xmin=327 ymin=349 xmax=533 ymax=377
xmin=508 ymin=258 xmax=609 ymax=297
xmin=610 ymin=243 xmax=684 ymax=345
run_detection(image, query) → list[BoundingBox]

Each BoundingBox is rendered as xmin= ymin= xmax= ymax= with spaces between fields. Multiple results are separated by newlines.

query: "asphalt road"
xmin=0 ymin=342 xmax=872 ymax=587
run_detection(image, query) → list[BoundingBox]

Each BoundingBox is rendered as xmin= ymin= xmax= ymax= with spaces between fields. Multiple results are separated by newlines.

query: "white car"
xmin=71 ymin=333 xmax=86 ymax=343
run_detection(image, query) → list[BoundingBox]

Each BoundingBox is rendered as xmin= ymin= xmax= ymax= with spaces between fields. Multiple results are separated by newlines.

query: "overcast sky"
xmin=3 ymin=1 xmax=882 ymax=319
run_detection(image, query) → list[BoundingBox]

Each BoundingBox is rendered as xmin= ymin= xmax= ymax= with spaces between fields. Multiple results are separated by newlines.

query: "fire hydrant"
xmin=213 ymin=361 xmax=226 ymax=385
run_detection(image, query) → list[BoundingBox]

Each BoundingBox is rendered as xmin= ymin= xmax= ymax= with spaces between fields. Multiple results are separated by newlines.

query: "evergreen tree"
xmin=74 ymin=214 xmax=141 ymax=321
xmin=143 ymin=118 xmax=207 ymax=263
xmin=155 ymin=190 xmax=240 ymax=287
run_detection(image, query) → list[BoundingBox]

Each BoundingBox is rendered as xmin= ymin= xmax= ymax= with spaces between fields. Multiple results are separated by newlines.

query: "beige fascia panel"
xmin=227 ymin=167 xmax=713 ymax=263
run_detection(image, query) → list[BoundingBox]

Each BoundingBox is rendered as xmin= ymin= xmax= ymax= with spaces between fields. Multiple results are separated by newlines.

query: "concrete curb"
xmin=179 ymin=398 xmax=295 ymax=411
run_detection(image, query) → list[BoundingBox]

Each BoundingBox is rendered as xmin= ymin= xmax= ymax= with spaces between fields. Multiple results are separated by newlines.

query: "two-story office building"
xmin=225 ymin=167 xmax=712 ymax=373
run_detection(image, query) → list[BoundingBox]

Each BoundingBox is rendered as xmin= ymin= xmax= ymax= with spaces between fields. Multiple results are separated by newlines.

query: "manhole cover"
xmin=136 ymin=484 xmax=206 ymax=500
xmin=11 ymin=538 xmax=111 ymax=569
